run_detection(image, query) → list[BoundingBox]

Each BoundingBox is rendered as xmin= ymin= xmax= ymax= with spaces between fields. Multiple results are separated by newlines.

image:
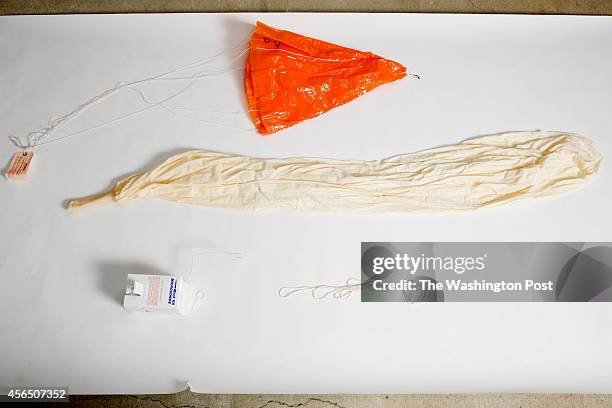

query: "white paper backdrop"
xmin=0 ymin=13 xmax=611 ymax=394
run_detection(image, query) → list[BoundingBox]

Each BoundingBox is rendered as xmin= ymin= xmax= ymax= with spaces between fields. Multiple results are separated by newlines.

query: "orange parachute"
xmin=245 ymin=22 xmax=407 ymax=135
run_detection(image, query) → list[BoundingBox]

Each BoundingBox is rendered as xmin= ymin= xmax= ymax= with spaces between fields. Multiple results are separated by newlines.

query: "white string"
xmin=183 ymin=250 xmax=244 ymax=283
xmin=279 ymin=278 xmax=363 ymax=300
xmin=177 ymin=250 xmax=243 ymax=316
xmin=165 ymin=105 xmax=248 ymax=114
xmin=35 ymin=80 xmax=198 ymax=147
xmin=120 ymin=84 xmax=257 ymax=133
xmin=39 ymin=47 xmax=252 ymax=146
xmin=186 ymin=289 xmax=206 ymax=316
xmin=8 ymin=39 xmax=252 ymax=150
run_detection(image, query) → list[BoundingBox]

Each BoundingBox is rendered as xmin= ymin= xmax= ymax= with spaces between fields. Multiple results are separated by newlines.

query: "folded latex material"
xmin=245 ymin=21 xmax=407 ymax=135
xmin=67 ymin=131 xmax=601 ymax=213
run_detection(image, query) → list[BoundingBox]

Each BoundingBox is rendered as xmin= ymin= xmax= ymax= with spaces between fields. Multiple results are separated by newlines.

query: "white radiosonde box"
xmin=123 ymin=274 xmax=201 ymax=315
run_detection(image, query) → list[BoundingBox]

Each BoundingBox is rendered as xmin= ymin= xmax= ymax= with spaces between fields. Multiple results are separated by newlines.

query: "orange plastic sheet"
xmin=245 ymin=22 xmax=407 ymax=135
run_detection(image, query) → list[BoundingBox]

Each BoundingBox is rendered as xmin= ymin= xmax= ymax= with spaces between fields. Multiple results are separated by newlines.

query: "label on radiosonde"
xmin=361 ymin=242 xmax=612 ymax=302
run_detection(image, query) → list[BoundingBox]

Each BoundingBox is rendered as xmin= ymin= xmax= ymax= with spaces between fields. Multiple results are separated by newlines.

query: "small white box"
xmin=123 ymin=274 xmax=202 ymax=315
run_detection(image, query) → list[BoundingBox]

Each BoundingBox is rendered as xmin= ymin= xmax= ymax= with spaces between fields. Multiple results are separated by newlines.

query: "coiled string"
xmin=279 ymin=278 xmax=363 ymax=300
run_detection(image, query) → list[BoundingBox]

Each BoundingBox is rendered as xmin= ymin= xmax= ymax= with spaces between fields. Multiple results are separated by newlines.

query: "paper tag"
xmin=5 ymin=151 xmax=34 ymax=181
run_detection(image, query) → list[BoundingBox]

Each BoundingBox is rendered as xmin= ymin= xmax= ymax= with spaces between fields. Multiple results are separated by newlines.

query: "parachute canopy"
xmin=245 ymin=22 xmax=407 ymax=135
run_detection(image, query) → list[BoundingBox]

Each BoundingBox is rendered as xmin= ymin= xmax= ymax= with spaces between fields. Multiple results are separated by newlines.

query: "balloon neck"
xmin=66 ymin=190 xmax=113 ymax=212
